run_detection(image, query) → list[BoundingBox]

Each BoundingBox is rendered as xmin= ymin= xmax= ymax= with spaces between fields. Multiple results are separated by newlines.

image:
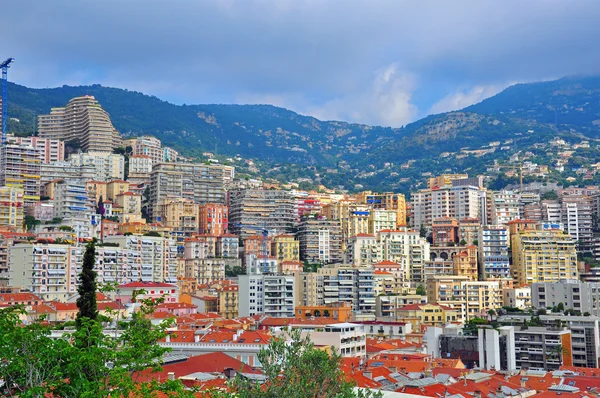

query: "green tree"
xmin=143 ymin=231 xmax=162 ymax=237
xmin=229 ymin=328 xmax=380 ymax=398
xmin=416 ymin=284 xmax=426 ymax=296
xmin=24 ymin=215 xmax=41 ymax=231
xmin=76 ymin=240 xmax=98 ymax=327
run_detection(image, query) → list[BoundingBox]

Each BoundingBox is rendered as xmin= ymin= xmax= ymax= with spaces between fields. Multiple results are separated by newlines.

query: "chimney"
xmin=520 ymin=378 xmax=526 ymax=387
xmin=473 ymin=390 xmax=482 ymax=398
xmin=388 ymin=366 xmax=397 ymax=373
xmin=363 ymin=371 xmax=372 ymax=380
xmin=224 ymin=367 xmax=237 ymax=379
xmin=167 ymin=372 xmax=175 ymax=381
xmin=166 ymin=334 xmax=171 ymax=343
xmin=195 ymin=334 xmax=200 ymax=343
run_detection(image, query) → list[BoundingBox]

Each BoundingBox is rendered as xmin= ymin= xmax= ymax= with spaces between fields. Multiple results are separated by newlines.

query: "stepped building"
xmin=38 ymin=95 xmax=121 ymax=152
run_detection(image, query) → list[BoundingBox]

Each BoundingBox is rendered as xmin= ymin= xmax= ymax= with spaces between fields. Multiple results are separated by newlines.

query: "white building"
xmin=295 ymin=322 xmax=367 ymax=359
xmin=532 ymin=280 xmax=600 ymax=316
xmin=502 ymin=286 xmax=531 ymax=309
xmin=478 ymin=225 xmax=510 ymax=281
xmin=104 ymin=235 xmax=179 ymax=283
xmin=490 ymin=191 xmax=521 ymax=226
xmin=412 ymin=185 xmax=483 ymax=230
xmin=69 ymin=152 xmax=125 ymax=181
xmin=238 ymin=273 xmax=295 ymax=318
xmin=53 ymin=179 xmax=93 ymax=219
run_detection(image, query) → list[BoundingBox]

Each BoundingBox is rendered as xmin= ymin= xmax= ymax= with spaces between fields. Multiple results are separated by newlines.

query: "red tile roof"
xmin=118 ymin=282 xmax=177 ymax=288
xmin=0 ymin=292 xmax=43 ymax=303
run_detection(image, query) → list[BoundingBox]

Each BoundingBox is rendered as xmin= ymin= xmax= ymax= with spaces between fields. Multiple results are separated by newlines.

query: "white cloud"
xmin=428 ymin=83 xmax=514 ymax=114
xmin=237 ymin=64 xmax=419 ymax=127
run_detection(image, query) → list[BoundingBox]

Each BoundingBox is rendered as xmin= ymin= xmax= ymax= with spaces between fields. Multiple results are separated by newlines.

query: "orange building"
xmin=100 ymin=219 xmax=120 ymax=239
xmin=294 ymin=302 xmax=352 ymax=322
xmin=244 ymin=235 xmax=272 ymax=258
xmin=431 ymin=217 xmax=459 ymax=246
xmin=198 ymin=204 xmax=229 ymax=236
xmin=452 ymin=245 xmax=478 ymax=281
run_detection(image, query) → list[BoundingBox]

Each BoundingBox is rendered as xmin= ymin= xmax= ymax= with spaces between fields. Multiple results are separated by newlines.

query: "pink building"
xmin=115 ymin=282 xmax=179 ymax=304
xmin=155 ymin=302 xmax=197 ymax=316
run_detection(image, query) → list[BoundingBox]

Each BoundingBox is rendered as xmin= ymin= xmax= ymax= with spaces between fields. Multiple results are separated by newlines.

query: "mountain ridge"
xmin=5 ymin=75 xmax=600 ymax=192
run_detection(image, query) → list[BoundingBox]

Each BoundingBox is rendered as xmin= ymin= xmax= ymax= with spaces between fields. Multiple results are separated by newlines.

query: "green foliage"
xmin=59 ymin=225 xmax=74 ymax=232
xmin=225 ymin=264 xmax=245 ymax=277
xmin=24 ymin=215 xmax=41 ymax=231
xmin=227 ymin=328 xmax=381 ymax=398
xmin=76 ymin=240 xmax=98 ymax=327
xmin=416 ymin=284 xmax=426 ymax=296
xmin=541 ymin=190 xmax=558 ymax=200
xmin=0 ymin=286 xmax=193 ymax=397
xmin=143 ymin=231 xmax=162 ymax=237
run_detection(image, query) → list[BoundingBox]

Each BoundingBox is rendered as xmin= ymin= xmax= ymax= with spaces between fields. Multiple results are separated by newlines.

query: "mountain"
xmin=5 ymin=76 xmax=600 ymax=192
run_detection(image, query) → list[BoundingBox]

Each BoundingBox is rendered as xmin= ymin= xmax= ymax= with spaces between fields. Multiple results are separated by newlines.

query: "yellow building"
xmin=452 ymin=245 xmax=478 ymax=281
xmin=86 ymin=180 xmax=107 ymax=204
xmin=118 ymin=221 xmax=171 ymax=236
xmin=271 ymin=234 xmax=299 ymax=263
xmin=427 ymin=174 xmax=469 ymax=189
xmin=0 ymin=186 xmax=24 ymax=232
xmin=217 ymin=284 xmax=238 ymax=319
xmin=395 ymin=303 xmax=459 ymax=328
xmin=426 ymin=275 xmax=503 ymax=322
xmin=114 ymin=192 xmax=142 ymax=222
xmin=511 ymin=229 xmax=578 ymax=286
xmin=157 ymin=198 xmax=200 ymax=236
xmin=355 ymin=191 xmax=407 ymax=226
xmin=106 ymin=180 xmax=130 ymax=202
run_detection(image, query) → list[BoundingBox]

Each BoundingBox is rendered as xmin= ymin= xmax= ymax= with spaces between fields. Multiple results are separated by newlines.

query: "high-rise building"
xmin=156 ymin=197 xmax=199 ymax=236
xmin=412 ymin=184 xmax=484 ymax=230
xmin=560 ymin=191 xmax=593 ymax=253
xmin=532 ymin=280 xmax=600 ymax=316
xmin=368 ymin=209 xmax=397 ymax=235
xmin=296 ymin=216 xmax=343 ymax=265
xmin=228 ymin=189 xmax=295 ymax=237
xmin=511 ymin=229 xmax=578 ymax=285
xmin=198 ymin=203 xmax=228 ymax=236
xmin=69 ymin=152 xmax=125 ymax=181
xmin=149 ymin=162 xmax=231 ymax=221
xmin=6 ymin=135 xmax=64 ymax=164
xmin=38 ymin=96 xmax=121 ymax=152
xmin=0 ymin=186 xmax=24 ymax=232
xmin=490 ymin=190 xmax=521 ymax=226
xmin=238 ymin=274 xmax=296 ymax=318
xmin=53 ymin=179 xmax=93 ymax=219
xmin=0 ymin=143 xmax=41 ymax=204
xmin=355 ymin=191 xmax=407 ymax=226
xmin=377 ymin=229 xmax=430 ymax=283
xmin=452 ymin=245 xmax=478 ymax=281
xmin=129 ymin=136 xmax=179 ymax=164
xmin=271 ymin=234 xmax=299 ymax=263
xmin=478 ymin=226 xmax=510 ymax=281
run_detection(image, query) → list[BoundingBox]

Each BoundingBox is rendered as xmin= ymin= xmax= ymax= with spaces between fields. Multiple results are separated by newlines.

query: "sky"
xmin=2 ymin=0 xmax=600 ymax=127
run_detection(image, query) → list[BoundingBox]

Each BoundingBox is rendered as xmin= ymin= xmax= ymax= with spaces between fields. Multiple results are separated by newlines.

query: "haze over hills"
xmin=5 ymin=75 xmax=600 ymax=192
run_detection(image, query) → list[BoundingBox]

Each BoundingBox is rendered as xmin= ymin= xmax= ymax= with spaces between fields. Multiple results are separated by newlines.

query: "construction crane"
xmin=1 ymin=58 xmax=15 ymax=145
xmin=235 ymin=223 xmax=271 ymax=273
xmin=487 ymin=162 xmax=524 ymax=192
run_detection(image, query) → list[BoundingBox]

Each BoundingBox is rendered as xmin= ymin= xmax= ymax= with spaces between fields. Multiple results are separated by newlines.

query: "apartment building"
xmin=355 ymin=191 xmax=407 ymax=226
xmin=426 ymin=275 xmax=502 ymax=322
xmin=298 ymin=266 xmax=376 ymax=317
xmin=458 ymin=218 xmax=480 ymax=245
xmin=412 ymin=184 xmax=484 ymax=230
xmin=299 ymin=323 xmax=367 ymax=359
xmin=452 ymin=245 xmax=478 ymax=281
xmin=104 ymin=235 xmax=178 ymax=283
xmin=216 ymin=235 xmax=239 ymax=258
xmin=368 ymin=209 xmax=397 ymax=234
xmin=149 ymin=162 xmax=231 ymax=221
xmin=503 ymin=286 xmax=531 ymax=309
xmin=345 ymin=234 xmax=380 ymax=266
xmin=53 ymin=179 xmax=93 ymax=219
xmin=0 ymin=186 xmax=24 ymax=232
xmin=427 ymin=174 xmax=470 ymax=188
xmin=130 ymin=136 xmax=179 ymax=165
xmin=377 ymin=229 xmax=430 ymax=283
xmin=40 ymin=162 xmax=96 ymax=185
xmin=0 ymin=143 xmax=41 ymax=204
xmin=156 ymin=197 xmax=199 ymax=236
xmin=296 ymin=215 xmax=343 ymax=265
xmin=490 ymin=190 xmax=521 ymax=226
xmin=376 ymin=294 xmax=427 ymax=318
xmin=296 ymin=197 xmax=322 ymax=220
xmin=228 ymin=188 xmax=295 ymax=237
xmin=198 ymin=203 xmax=228 ymax=235
xmin=560 ymin=191 xmax=593 ymax=253
xmin=127 ymin=154 xmax=153 ymax=184
xmin=500 ymin=313 xmax=599 ymax=368
xmin=478 ymin=225 xmax=510 ymax=281
xmin=511 ymin=229 xmax=578 ymax=285
xmin=532 ymin=280 xmax=600 ymax=316
xmin=6 ymin=135 xmax=64 ymax=164
xmin=431 ymin=217 xmax=459 ymax=246
xmin=115 ymin=192 xmax=143 ymax=223
xmin=181 ymin=258 xmax=231 ymax=285
xmin=238 ymin=273 xmax=296 ymax=318
xmin=8 ymin=244 xmax=141 ymax=301
xmin=396 ymin=303 xmax=459 ymax=328
xmin=38 ymin=95 xmax=121 ymax=152
xmin=25 ymin=201 xmax=55 ymax=222
xmin=217 ymin=284 xmax=238 ymax=319
xmin=271 ymin=234 xmax=299 ymax=263
xmin=69 ymin=152 xmax=125 ymax=181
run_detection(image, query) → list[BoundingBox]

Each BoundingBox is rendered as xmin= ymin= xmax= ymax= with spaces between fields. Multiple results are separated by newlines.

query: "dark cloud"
xmin=2 ymin=0 xmax=600 ymax=126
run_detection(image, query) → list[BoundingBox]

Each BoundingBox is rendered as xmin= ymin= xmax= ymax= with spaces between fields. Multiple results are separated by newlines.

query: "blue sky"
xmin=2 ymin=0 xmax=600 ymax=127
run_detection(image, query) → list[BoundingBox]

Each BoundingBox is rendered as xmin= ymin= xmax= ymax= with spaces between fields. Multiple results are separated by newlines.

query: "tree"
xmin=143 ymin=231 xmax=162 ymax=237
xmin=24 ymin=215 xmax=41 ymax=231
xmin=416 ymin=284 xmax=426 ymax=296
xmin=76 ymin=240 xmax=98 ymax=327
xmin=556 ymin=302 xmax=565 ymax=312
xmin=459 ymin=239 xmax=467 ymax=246
xmin=97 ymin=195 xmax=106 ymax=216
xmin=229 ymin=328 xmax=380 ymax=398
xmin=419 ymin=224 xmax=427 ymax=238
